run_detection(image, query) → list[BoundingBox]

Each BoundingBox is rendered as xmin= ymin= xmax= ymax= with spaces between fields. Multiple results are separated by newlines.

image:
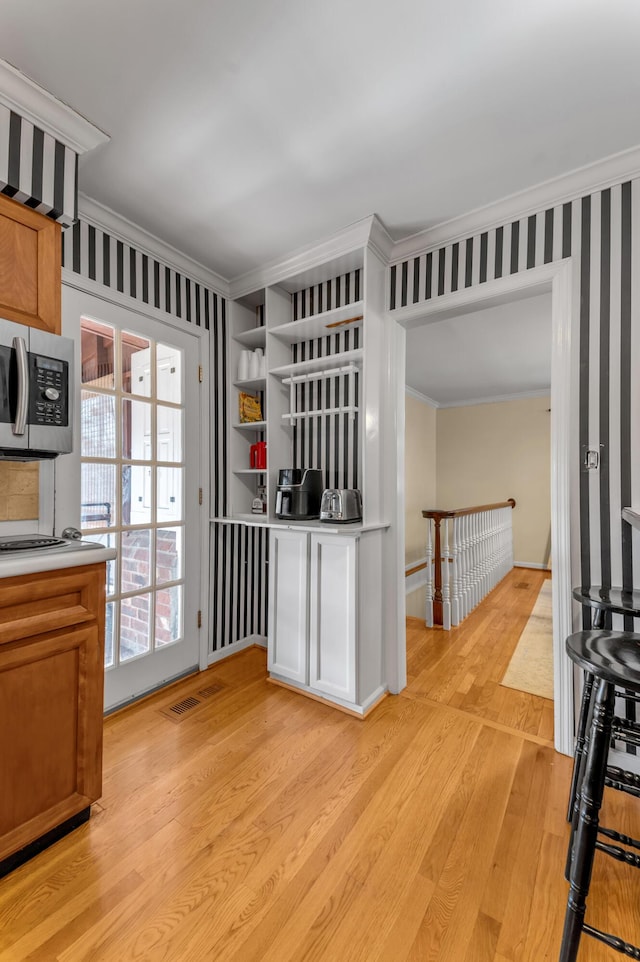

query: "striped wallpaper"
xmin=0 ymin=104 xmax=77 ymax=225
xmin=389 ymin=183 xmax=640 ymax=639
xmin=62 ymin=214 xmax=267 ymax=654
xmin=291 ymin=269 xmax=362 ymax=490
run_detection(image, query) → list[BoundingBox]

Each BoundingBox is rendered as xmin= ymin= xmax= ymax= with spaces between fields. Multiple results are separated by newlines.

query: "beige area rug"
xmin=501 ymin=580 xmax=554 ymax=700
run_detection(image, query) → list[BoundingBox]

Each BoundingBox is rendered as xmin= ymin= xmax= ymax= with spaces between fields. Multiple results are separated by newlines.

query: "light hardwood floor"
xmin=1 ymin=568 xmax=638 ymax=960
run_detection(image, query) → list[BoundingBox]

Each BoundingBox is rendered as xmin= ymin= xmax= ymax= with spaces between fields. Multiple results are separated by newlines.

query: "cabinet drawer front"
xmin=0 ymin=565 xmax=104 ymax=643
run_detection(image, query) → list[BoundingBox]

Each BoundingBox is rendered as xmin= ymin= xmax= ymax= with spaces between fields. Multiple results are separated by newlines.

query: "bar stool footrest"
xmin=613 ymin=688 xmax=640 ymax=705
xmin=583 ymin=923 xmax=640 ymax=958
xmin=611 ymin=717 xmax=640 ymax=746
xmin=598 ymin=824 xmax=640 ymax=851
xmin=596 ymin=839 xmax=640 ymax=868
xmin=606 ymin=765 xmax=640 ymax=797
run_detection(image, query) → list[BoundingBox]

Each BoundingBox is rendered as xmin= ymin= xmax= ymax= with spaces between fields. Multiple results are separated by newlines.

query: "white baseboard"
xmin=207 ymin=633 xmax=267 ymax=665
xmin=514 ymin=561 xmax=551 ymax=571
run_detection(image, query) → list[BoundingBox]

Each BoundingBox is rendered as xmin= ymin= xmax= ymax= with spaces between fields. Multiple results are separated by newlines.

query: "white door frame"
xmin=389 ymin=258 xmax=575 ymax=756
xmin=58 ymin=271 xmax=211 ymax=695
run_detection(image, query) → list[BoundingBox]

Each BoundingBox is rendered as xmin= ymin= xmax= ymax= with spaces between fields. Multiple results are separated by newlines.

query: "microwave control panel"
xmin=28 ymin=354 xmax=69 ymax=426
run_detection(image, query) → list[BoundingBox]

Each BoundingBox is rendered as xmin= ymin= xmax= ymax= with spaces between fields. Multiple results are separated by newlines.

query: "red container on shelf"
xmin=250 ymin=441 xmax=267 ymax=469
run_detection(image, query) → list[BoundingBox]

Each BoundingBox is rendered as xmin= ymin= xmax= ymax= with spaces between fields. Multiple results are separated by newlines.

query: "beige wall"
xmin=435 ymin=395 xmax=551 ymax=567
xmin=0 ymin=462 xmax=39 ymax=521
xmin=405 ymin=394 xmax=437 ymax=617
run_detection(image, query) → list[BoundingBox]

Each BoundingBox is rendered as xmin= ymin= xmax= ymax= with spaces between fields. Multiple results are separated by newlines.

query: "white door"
xmin=62 ymin=287 xmax=203 ymax=710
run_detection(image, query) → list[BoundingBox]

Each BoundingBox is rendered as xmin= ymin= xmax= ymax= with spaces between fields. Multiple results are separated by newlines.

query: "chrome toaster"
xmin=320 ymin=488 xmax=362 ymax=523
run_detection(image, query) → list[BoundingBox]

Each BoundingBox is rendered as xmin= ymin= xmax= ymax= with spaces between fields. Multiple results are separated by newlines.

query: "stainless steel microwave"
xmin=0 ymin=317 xmax=74 ymax=460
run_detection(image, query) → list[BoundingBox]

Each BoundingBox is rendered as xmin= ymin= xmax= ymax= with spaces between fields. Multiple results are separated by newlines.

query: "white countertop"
xmin=0 ymin=539 xmax=117 ymax=579
xmin=211 ymin=515 xmax=390 ymax=534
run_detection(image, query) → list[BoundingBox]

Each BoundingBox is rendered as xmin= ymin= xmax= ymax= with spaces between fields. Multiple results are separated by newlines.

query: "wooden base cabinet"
xmin=0 ymin=564 xmax=106 ymax=868
xmin=267 ymin=528 xmax=384 ymax=715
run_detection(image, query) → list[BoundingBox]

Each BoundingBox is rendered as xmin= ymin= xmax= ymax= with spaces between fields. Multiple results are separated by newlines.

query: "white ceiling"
xmin=3 ymin=0 xmax=640 ymax=281
xmin=405 ymin=293 xmax=552 ymax=406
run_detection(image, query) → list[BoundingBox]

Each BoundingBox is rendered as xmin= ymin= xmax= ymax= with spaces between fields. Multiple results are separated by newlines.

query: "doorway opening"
xmin=404 ymin=292 xmax=553 ymax=733
xmin=391 ymin=260 xmax=574 ymax=755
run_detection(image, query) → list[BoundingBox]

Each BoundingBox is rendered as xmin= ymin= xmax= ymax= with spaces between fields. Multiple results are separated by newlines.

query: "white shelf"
xmin=233 ymin=420 xmax=267 ymax=431
xmin=270 ymin=349 xmax=363 ymax=380
xmin=270 ymin=301 xmax=364 ymax=344
xmin=281 ymin=406 xmax=358 ymax=420
xmin=233 ymin=468 xmax=267 ymax=475
xmin=233 ymin=327 xmax=266 ymax=349
xmin=234 ymin=376 xmax=267 ymax=391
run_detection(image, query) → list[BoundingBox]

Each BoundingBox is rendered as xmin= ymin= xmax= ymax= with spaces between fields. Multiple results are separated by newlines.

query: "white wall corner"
xmin=405 ymin=385 xmax=439 ymax=408
xmin=0 ymin=58 xmax=109 ymax=154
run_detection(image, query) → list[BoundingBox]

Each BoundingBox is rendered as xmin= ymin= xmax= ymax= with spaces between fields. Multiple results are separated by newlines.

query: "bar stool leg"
xmin=560 ymin=678 xmax=615 ymax=962
xmin=566 ymin=671 xmax=595 ymax=822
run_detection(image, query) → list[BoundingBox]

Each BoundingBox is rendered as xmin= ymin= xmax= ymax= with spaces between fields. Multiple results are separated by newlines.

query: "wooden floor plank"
xmin=0 ymin=569 xmax=638 ymax=961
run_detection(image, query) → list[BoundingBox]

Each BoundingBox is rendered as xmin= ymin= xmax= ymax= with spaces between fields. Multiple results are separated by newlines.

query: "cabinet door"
xmin=0 ymin=194 xmax=61 ymax=335
xmin=267 ymin=529 xmax=309 ymax=684
xmin=309 ymin=533 xmax=357 ymax=703
xmin=0 ymin=623 xmax=103 ymax=861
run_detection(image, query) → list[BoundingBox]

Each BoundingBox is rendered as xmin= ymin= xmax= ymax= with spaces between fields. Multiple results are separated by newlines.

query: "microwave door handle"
xmin=12 ymin=336 xmax=28 ymax=436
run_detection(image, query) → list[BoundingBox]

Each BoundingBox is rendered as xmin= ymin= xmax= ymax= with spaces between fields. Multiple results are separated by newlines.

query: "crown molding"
xmin=229 ymin=214 xmax=379 ymax=298
xmin=368 ymin=213 xmax=395 ymax=262
xmin=390 ymin=143 xmax=640 ymax=263
xmin=0 ymin=59 xmax=109 ymax=154
xmin=437 ymin=388 xmax=551 ymax=409
xmin=405 ymin=386 xmax=439 ymax=408
xmin=78 ymin=193 xmax=229 ymax=296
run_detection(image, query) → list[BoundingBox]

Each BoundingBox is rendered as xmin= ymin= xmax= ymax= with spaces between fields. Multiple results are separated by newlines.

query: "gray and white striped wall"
xmin=389 ymin=181 xmax=640 ymax=633
xmin=0 ymin=104 xmax=77 ymax=225
xmin=291 ymin=269 xmax=362 ymax=490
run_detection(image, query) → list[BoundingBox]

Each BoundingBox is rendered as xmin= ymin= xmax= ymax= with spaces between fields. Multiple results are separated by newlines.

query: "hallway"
xmin=406 ymin=566 xmax=554 ymax=742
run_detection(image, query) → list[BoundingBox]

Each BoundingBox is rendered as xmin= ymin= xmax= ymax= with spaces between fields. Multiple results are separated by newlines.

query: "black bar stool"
xmin=561 ymin=629 xmax=640 ymax=962
xmin=567 ymin=586 xmax=640 ymax=822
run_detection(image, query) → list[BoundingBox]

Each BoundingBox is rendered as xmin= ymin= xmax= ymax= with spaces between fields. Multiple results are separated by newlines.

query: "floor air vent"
xmin=514 ymin=582 xmax=531 ymax=590
xmin=159 ymin=680 xmax=225 ymax=722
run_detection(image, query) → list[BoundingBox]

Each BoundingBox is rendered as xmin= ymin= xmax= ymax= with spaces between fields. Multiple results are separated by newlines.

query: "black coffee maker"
xmin=275 ymin=468 xmax=324 ymax=520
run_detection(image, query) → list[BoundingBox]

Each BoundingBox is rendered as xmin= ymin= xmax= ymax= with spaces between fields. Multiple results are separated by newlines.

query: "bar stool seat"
xmin=572 ymin=586 xmax=640 ymax=624
xmin=561 ymin=629 xmax=640 ymax=962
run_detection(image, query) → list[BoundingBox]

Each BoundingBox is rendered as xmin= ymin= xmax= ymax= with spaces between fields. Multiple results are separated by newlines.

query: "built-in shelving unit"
xmin=211 ymin=217 xmax=397 ymax=714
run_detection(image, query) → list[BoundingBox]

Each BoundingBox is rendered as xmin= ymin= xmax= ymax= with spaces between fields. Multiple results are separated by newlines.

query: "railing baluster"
xmin=451 ymin=516 xmax=460 ymax=627
xmin=442 ymin=517 xmax=451 ymax=630
xmin=425 ymin=517 xmax=434 ymax=628
xmin=422 ymin=499 xmax=516 ymax=630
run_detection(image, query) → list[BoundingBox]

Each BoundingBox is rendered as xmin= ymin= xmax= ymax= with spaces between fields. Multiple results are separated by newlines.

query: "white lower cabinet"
xmin=267 ymin=526 xmax=384 ymax=714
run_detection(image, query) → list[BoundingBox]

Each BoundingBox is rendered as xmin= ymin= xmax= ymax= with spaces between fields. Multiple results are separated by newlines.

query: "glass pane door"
xmin=69 ymin=289 xmax=202 ymax=710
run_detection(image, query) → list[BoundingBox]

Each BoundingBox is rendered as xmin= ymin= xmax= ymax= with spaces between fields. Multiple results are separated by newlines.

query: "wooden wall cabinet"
xmin=0 ymin=563 xmax=106 ymax=867
xmin=0 ymin=193 xmax=61 ymax=335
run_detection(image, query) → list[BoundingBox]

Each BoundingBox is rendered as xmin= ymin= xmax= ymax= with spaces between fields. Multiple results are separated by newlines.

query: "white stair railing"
xmin=422 ymin=499 xmax=516 ymax=630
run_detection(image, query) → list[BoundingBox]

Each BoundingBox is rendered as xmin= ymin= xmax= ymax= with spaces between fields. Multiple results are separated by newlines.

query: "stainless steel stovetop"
xmin=0 ymin=534 xmax=102 ymax=557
